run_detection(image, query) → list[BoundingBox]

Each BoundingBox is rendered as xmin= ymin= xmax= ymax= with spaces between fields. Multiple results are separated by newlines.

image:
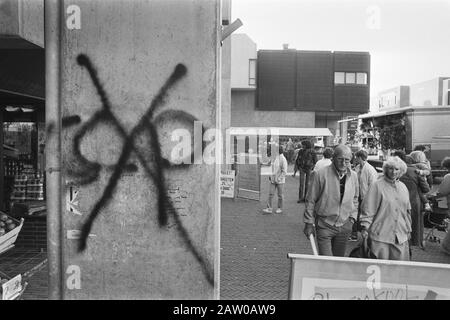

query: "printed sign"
xmin=2 ymin=274 xmax=22 ymax=300
xmin=220 ymin=170 xmax=235 ymax=198
xmin=288 ymin=254 xmax=450 ymax=300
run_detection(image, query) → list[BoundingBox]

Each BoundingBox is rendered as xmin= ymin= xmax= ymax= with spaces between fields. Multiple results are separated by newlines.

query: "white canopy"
xmin=229 ymin=127 xmax=333 ymax=136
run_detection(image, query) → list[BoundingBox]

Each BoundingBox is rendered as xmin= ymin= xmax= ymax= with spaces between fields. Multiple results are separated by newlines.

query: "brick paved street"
xmin=220 ymin=166 xmax=450 ymax=300
xmin=3 ymin=166 xmax=449 ymax=300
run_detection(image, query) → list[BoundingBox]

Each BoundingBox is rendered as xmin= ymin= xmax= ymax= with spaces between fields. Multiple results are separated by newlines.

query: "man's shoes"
xmin=262 ymin=208 xmax=273 ymax=214
xmin=348 ymin=233 xmax=358 ymax=241
xmin=297 ymin=199 xmax=305 ymax=203
xmin=275 ymin=209 xmax=283 ymax=214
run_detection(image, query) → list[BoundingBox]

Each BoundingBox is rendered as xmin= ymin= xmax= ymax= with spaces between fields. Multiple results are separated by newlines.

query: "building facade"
xmin=230 ymin=34 xmax=371 ymax=144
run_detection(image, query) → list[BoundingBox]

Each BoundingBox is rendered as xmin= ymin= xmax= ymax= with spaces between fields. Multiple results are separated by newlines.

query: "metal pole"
xmin=44 ymin=0 xmax=63 ymax=300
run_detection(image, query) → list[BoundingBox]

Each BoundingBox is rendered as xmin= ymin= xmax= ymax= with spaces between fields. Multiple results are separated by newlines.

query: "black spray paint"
xmin=61 ymin=54 xmax=213 ymax=285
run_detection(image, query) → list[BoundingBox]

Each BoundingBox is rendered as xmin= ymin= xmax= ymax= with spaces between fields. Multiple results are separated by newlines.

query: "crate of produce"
xmin=0 ymin=212 xmax=24 ymax=255
xmin=0 ymin=272 xmax=27 ymax=300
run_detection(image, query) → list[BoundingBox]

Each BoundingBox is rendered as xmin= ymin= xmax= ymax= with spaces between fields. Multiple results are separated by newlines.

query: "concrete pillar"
xmin=221 ymin=36 xmax=231 ymax=168
xmin=59 ymin=0 xmax=220 ymax=299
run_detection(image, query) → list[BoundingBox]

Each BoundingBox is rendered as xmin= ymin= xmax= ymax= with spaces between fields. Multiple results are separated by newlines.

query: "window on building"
xmin=448 ymin=91 xmax=450 ymax=105
xmin=356 ymin=72 xmax=367 ymax=84
xmin=334 ymin=72 xmax=345 ymax=84
xmin=335 ymin=72 xmax=368 ymax=85
xmin=345 ymin=72 xmax=356 ymax=84
xmin=249 ymin=59 xmax=256 ymax=86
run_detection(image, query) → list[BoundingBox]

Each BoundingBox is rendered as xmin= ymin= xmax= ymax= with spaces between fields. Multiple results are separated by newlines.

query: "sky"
xmin=231 ymin=0 xmax=450 ymax=109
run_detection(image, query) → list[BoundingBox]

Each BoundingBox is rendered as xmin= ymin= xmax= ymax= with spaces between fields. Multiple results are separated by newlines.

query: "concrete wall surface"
xmin=230 ymin=33 xmax=257 ymax=89
xmin=19 ymin=0 xmax=44 ymax=47
xmin=0 ymin=0 xmax=44 ymax=48
xmin=0 ymin=0 xmax=19 ymax=35
xmin=409 ymin=77 xmax=449 ymax=107
xmin=231 ymin=90 xmax=315 ymax=128
xmin=410 ymin=108 xmax=450 ymax=163
xmin=59 ymin=0 xmax=219 ymax=299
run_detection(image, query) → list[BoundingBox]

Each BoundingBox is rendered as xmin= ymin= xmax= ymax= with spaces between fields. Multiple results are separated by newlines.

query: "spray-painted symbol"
xmin=66 ymin=186 xmax=82 ymax=216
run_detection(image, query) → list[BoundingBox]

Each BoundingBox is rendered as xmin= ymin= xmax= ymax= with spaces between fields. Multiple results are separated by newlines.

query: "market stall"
xmin=0 ymin=48 xmax=47 ymax=299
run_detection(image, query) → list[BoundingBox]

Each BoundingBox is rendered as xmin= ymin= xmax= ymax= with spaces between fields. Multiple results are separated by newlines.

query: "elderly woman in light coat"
xmin=360 ymin=156 xmax=412 ymax=261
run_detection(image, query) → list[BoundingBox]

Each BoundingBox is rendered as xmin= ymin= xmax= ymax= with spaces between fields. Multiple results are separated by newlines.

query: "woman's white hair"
xmin=409 ymin=150 xmax=427 ymax=164
xmin=382 ymin=156 xmax=407 ymax=177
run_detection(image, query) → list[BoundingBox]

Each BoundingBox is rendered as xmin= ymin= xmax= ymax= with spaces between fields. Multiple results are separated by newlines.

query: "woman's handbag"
xmin=349 ymin=237 xmax=376 ymax=259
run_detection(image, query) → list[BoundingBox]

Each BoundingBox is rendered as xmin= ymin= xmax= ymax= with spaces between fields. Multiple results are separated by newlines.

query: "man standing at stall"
xmin=303 ymin=144 xmax=359 ymax=256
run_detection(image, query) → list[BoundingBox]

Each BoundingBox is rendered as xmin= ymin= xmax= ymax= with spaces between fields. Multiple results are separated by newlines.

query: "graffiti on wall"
xmin=58 ymin=54 xmax=213 ymax=285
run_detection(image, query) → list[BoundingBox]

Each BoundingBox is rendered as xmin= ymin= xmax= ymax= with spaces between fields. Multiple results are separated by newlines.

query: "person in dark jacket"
xmin=296 ymin=140 xmax=317 ymax=203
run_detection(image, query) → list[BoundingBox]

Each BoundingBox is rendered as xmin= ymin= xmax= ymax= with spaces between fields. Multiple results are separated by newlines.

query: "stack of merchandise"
xmin=26 ymin=175 xmax=44 ymax=201
xmin=9 ymin=168 xmax=46 ymax=217
xmin=4 ymin=159 xmax=24 ymax=177
xmin=10 ymin=175 xmax=27 ymax=202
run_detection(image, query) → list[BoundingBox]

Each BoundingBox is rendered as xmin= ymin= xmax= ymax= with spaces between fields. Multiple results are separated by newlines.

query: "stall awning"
xmin=0 ymin=49 xmax=45 ymax=104
xmin=358 ymin=107 xmax=414 ymax=120
xmin=229 ymin=127 xmax=333 ymax=136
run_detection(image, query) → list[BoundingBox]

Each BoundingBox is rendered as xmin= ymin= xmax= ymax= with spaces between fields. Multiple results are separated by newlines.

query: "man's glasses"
xmin=336 ymin=157 xmax=351 ymax=163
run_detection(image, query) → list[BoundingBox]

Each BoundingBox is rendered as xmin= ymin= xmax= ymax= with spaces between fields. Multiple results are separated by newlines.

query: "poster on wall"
xmin=220 ymin=170 xmax=235 ymax=198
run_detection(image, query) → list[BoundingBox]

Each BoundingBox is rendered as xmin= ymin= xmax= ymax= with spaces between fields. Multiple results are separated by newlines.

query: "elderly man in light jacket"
xmin=303 ymin=145 xmax=359 ymax=256
xmin=263 ymin=145 xmax=288 ymax=214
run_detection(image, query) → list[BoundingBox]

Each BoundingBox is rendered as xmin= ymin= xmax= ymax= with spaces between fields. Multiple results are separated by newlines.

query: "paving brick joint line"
xmin=221 ymin=167 xmax=450 ymax=300
xmin=2 ymin=165 xmax=449 ymax=299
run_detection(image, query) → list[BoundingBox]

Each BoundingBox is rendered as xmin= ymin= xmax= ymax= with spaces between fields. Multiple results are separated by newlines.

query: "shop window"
xmin=334 ymin=72 xmax=345 ymax=84
xmin=249 ymin=59 xmax=256 ymax=86
xmin=3 ymin=122 xmax=46 ymax=213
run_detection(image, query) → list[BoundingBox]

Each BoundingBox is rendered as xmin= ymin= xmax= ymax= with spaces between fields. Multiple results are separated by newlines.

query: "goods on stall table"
xmin=0 ymin=212 xmax=26 ymax=300
xmin=10 ymin=174 xmax=45 ymax=204
xmin=10 ymin=175 xmax=27 ymax=202
xmin=0 ymin=212 xmax=24 ymax=255
xmin=0 ymin=274 xmax=24 ymax=300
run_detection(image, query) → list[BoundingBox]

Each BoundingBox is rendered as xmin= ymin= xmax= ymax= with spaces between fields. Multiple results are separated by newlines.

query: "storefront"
xmin=0 ymin=48 xmax=47 ymax=299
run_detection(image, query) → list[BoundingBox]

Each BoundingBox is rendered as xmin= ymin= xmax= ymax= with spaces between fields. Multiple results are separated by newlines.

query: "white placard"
xmin=220 ymin=170 xmax=235 ymax=198
xmin=288 ymin=254 xmax=450 ymax=300
xmin=2 ymin=274 xmax=22 ymax=300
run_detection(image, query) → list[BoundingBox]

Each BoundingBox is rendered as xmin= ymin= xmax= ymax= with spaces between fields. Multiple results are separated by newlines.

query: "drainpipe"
xmin=45 ymin=0 xmax=63 ymax=300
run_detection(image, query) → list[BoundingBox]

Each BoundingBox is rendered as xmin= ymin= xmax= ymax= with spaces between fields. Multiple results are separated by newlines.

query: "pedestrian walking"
xmin=409 ymin=150 xmax=433 ymax=211
xmin=262 ymin=145 xmax=288 ymax=214
xmin=395 ymin=152 xmax=430 ymax=248
xmin=286 ymin=138 xmax=294 ymax=164
xmin=292 ymin=143 xmax=301 ymax=177
xmin=303 ymin=144 xmax=359 ymax=257
xmin=360 ymin=156 xmax=412 ymax=261
xmin=349 ymin=149 xmax=379 ymax=241
xmin=296 ymin=140 xmax=317 ymax=203
xmin=434 ymin=157 xmax=450 ymax=255
xmin=313 ymin=147 xmax=333 ymax=172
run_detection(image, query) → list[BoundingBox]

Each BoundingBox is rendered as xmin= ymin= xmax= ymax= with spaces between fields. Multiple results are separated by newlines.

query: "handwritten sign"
xmin=288 ymin=254 xmax=450 ymax=300
xmin=220 ymin=170 xmax=235 ymax=198
xmin=2 ymin=274 xmax=22 ymax=300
